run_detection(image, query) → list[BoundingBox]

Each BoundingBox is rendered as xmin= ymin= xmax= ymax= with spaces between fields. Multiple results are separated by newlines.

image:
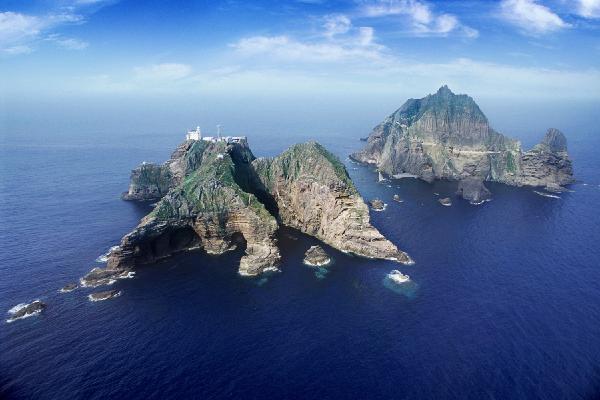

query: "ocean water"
xmin=1 ymin=125 xmax=600 ymax=400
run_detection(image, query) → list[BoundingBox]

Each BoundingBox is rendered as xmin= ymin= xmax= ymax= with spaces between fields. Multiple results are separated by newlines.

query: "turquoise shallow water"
xmin=1 ymin=129 xmax=600 ymax=399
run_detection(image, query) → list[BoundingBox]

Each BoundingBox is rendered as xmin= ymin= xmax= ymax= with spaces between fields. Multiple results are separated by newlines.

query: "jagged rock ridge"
xmin=351 ymin=86 xmax=574 ymax=196
xmin=94 ymin=139 xmax=410 ymax=279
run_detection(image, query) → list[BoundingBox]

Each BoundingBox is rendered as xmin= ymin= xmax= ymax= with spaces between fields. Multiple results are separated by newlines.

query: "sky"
xmin=1 ymin=0 xmax=600 ymax=139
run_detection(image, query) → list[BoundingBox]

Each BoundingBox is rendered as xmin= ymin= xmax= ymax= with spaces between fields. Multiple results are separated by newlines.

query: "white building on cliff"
xmin=186 ymin=126 xmax=202 ymax=141
xmin=185 ymin=125 xmax=246 ymax=145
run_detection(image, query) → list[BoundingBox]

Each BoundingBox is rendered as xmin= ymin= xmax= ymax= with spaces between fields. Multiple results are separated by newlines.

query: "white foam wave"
xmin=6 ymin=310 xmax=42 ymax=323
xmin=79 ymin=278 xmax=116 ymax=288
xmin=95 ymin=246 xmax=120 ymax=263
xmin=533 ymin=190 xmax=560 ymax=199
xmin=372 ymin=204 xmax=388 ymax=212
xmin=8 ymin=303 xmax=29 ymax=315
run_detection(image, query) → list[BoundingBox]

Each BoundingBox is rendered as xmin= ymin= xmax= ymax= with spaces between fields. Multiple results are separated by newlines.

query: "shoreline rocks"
xmin=80 ymin=267 xmax=134 ymax=288
xmin=303 ymin=245 xmax=331 ymax=267
xmin=88 ymin=290 xmax=122 ymax=302
xmin=6 ymin=301 xmax=46 ymax=323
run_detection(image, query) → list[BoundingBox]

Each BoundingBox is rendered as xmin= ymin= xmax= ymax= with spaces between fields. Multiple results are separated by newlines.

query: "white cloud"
xmin=358 ymin=26 xmax=375 ymax=46
xmin=323 ymin=14 xmax=351 ymax=37
xmin=499 ymin=0 xmax=570 ymax=35
xmin=2 ymin=45 xmax=33 ymax=55
xmin=0 ymin=11 xmax=85 ymax=54
xmin=577 ymin=0 xmax=600 ymax=18
xmin=133 ymin=63 xmax=193 ymax=80
xmin=45 ymin=34 xmax=89 ymax=50
xmin=0 ymin=12 xmax=43 ymax=45
xmin=231 ymin=34 xmax=386 ymax=63
xmin=362 ymin=0 xmax=478 ymax=37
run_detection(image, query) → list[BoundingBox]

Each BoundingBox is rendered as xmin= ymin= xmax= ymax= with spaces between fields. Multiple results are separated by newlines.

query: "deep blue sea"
xmin=1 ymin=124 xmax=600 ymax=400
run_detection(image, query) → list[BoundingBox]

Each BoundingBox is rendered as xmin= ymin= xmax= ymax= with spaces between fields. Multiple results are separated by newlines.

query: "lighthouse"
xmin=186 ymin=126 xmax=202 ymax=141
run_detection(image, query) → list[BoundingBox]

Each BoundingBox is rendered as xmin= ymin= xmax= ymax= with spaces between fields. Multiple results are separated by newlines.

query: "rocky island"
xmin=6 ymin=301 xmax=46 ymax=323
xmin=303 ymin=245 xmax=331 ymax=267
xmin=351 ymin=86 xmax=574 ymax=200
xmin=84 ymin=137 xmax=411 ymax=281
xmin=88 ymin=290 xmax=122 ymax=302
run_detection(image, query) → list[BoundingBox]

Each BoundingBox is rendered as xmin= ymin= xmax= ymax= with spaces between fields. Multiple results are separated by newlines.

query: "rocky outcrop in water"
xmin=7 ymin=301 xmax=46 ymax=322
xmin=59 ymin=283 xmax=77 ymax=293
xmin=351 ymin=86 xmax=574 ymax=192
xmin=456 ymin=178 xmax=492 ymax=204
xmin=303 ymin=245 xmax=331 ymax=266
xmin=94 ymin=139 xmax=410 ymax=280
xmin=88 ymin=290 xmax=121 ymax=302
xmin=369 ymin=199 xmax=386 ymax=211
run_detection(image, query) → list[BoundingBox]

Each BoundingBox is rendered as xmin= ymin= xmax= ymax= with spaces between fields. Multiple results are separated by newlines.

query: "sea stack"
xmin=303 ymin=245 xmax=331 ymax=267
xmin=351 ymin=86 xmax=574 ymax=193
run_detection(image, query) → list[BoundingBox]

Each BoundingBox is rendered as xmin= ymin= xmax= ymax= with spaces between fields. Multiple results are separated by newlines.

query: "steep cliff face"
xmin=250 ymin=142 xmax=411 ymax=263
xmin=98 ymin=139 xmax=409 ymax=279
xmin=109 ymin=141 xmax=280 ymax=276
xmin=351 ymin=86 xmax=574 ymax=191
xmin=517 ymin=129 xmax=574 ymax=188
xmin=122 ymin=140 xmax=209 ymax=201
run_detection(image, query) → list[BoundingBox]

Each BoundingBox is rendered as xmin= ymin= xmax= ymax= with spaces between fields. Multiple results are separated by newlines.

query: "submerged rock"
xmin=88 ymin=290 xmax=122 ymax=302
xmin=7 ymin=301 xmax=46 ymax=323
xmin=438 ymin=197 xmax=452 ymax=206
xmin=387 ymin=270 xmax=410 ymax=285
xmin=456 ymin=178 xmax=492 ymax=204
xmin=303 ymin=245 xmax=331 ymax=267
xmin=351 ymin=86 xmax=574 ymax=193
xmin=59 ymin=283 xmax=77 ymax=293
xmin=369 ymin=198 xmax=386 ymax=211
xmin=393 ymin=194 xmax=403 ymax=203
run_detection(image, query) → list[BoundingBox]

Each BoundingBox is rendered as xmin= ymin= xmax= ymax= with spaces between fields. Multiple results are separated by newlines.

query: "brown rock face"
xmin=92 ymin=139 xmax=410 ymax=283
xmin=251 ymin=142 xmax=412 ymax=264
xmin=351 ymin=86 xmax=574 ymax=191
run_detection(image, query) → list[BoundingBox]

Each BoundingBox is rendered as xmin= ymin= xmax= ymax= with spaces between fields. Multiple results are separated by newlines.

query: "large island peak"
xmin=351 ymin=86 xmax=574 ymax=201
xmin=84 ymin=133 xmax=411 ymax=283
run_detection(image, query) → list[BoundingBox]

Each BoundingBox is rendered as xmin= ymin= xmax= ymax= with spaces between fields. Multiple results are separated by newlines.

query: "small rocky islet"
xmin=351 ymin=85 xmax=574 ymax=200
xmin=88 ymin=290 xmax=122 ymax=302
xmin=369 ymin=198 xmax=386 ymax=211
xmin=6 ymin=300 xmax=46 ymax=323
xmin=59 ymin=283 xmax=78 ymax=293
xmin=303 ymin=245 xmax=331 ymax=267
